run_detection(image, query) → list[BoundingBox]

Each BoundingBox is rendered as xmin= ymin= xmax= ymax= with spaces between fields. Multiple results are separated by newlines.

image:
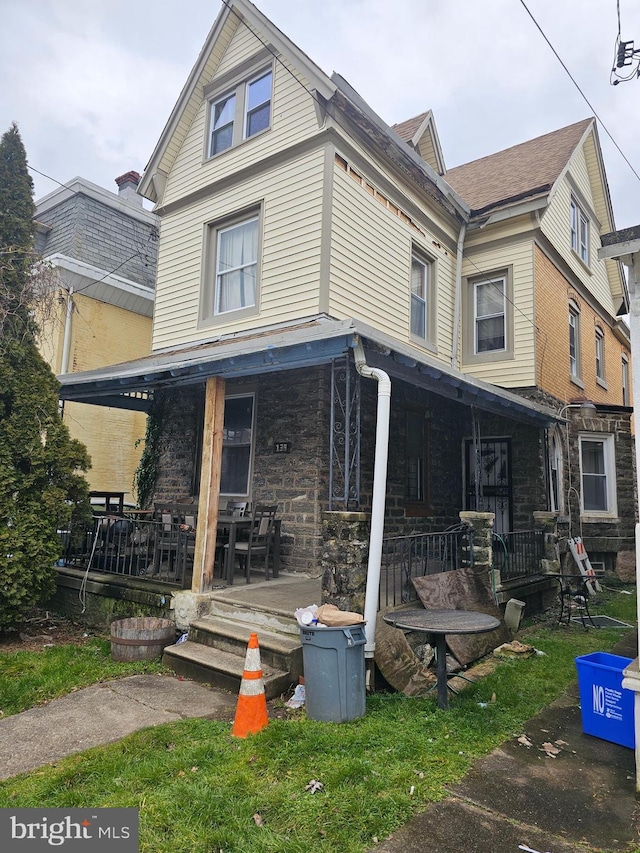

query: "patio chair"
xmin=223 ymin=503 xmax=278 ymax=583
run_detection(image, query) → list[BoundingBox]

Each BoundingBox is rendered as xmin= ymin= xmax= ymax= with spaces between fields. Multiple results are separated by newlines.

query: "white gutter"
xmin=353 ymin=338 xmax=391 ymax=657
xmin=60 ymin=287 xmax=74 ymax=375
xmin=451 ymin=223 xmax=466 ymax=370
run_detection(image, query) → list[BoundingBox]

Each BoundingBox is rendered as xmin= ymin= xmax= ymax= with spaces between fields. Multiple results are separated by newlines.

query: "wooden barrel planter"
xmin=110 ymin=617 xmax=176 ymax=662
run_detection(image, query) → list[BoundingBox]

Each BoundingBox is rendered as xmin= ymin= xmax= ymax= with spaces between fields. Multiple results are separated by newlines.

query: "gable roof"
xmin=392 ymin=110 xmax=446 ymax=175
xmin=139 ymin=0 xmax=337 ymax=204
xmin=445 ymin=118 xmax=593 ymax=217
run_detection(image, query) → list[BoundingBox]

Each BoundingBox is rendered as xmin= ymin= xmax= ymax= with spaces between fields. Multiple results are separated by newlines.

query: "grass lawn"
xmin=0 ymin=585 xmax=636 ymax=853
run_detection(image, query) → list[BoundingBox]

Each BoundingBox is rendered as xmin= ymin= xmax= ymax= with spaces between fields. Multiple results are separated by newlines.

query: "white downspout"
xmin=451 ymin=223 xmax=466 ymax=371
xmin=353 ymin=338 xmax=391 ymax=658
xmin=60 ymin=287 xmax=74 ymax=376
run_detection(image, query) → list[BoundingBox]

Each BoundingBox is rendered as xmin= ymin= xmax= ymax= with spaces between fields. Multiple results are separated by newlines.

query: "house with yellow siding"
xmin=36 ymin=173 xmax=157 ymax=505
xmin=56 ymin=0 xmax=633 ymax=659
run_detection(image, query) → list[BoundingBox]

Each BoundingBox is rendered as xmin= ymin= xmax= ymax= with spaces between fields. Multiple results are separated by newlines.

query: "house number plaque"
xmin=273 ymin=441 xmax=291 ymax=454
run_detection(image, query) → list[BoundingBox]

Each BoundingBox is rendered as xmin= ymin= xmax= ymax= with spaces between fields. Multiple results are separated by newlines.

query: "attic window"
xmin=570 ymin=197 xmax=589 ymax=265
xmin=208 ymin=67 xmax=273 ymax=158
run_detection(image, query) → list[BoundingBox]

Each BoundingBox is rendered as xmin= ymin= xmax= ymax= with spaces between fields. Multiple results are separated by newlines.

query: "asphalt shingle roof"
xmin=444 ymin=118 xmax=593 ymax=216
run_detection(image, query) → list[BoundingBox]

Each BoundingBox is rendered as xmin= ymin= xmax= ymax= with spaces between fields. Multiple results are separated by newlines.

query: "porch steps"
xmin=162 ymin=616 xmax=302 ymax=699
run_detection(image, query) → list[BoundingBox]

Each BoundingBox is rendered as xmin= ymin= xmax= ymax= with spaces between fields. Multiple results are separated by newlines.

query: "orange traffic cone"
xmin=231 ymin=632 xmax=269 ymax=737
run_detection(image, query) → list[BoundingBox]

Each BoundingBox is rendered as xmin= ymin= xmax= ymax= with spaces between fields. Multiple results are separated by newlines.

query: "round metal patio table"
xmin=383 ymin=608 xmax=501 ymax=710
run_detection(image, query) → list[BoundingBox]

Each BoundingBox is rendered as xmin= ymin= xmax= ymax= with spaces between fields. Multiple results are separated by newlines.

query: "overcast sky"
xmin=1 ymin=0 xmax=639 ymax=228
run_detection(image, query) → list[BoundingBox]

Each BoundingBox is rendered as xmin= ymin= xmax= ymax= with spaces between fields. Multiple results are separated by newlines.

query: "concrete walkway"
xmin=372 ymin=629 xmax=640 ymax=853
xmin=0 ymin=674 xmax=235 ymax=780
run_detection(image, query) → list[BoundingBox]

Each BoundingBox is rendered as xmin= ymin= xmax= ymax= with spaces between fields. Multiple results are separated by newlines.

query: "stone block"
xmin=616 ymin=550 xmax=637 ymax=584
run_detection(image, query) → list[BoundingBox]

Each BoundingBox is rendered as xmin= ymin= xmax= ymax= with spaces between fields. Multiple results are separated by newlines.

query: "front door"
xmin=464 ymin=437 xmax=512 ymax=534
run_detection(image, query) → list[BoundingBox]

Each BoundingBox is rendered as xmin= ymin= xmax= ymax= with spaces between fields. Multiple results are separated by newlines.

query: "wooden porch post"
xmin=192 ymin=376 xmax=225 ymax=593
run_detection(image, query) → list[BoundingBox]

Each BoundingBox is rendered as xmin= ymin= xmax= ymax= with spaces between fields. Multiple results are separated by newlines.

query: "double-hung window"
xmin=579 ymin=433 xmax=617 ymax=517
xmin=570 ymin=197 xmax=589 ymax=265
xmin=474 ymin=276 xmax=506 ymax=353
xmin=210 ymin=214 xmax=259 ymax=318
xmin=207 ymin=64 xmax=273 ymax=158
xmin=595 ymin=327 xmax=605 ymax=383
xmin=622 ymin=355 xmax=630 ymax=405
xmin=569 ymin=303 xmax=581 ymax=380
xmin=410 ymin=252 xmax=429 ymax=341
xmin=202 ymin=210 xmax=261 ymax=324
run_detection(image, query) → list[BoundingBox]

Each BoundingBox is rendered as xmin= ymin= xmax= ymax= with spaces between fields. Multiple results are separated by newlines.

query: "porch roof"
xmin=58 ymin=314 xmax=561 ymax=426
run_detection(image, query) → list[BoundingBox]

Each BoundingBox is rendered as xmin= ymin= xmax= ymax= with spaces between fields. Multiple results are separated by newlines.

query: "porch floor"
xmin=209 ymin=572 xmax=322 ymax=619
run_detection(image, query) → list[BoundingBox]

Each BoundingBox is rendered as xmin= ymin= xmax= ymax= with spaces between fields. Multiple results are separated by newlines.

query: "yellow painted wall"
xmin=40 ymin=293 xmax=152 ymax=504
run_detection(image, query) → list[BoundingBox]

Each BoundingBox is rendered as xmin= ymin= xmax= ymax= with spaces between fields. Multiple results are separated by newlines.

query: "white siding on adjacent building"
xmin=152 ymin=148 xmax=325 ymax=350
xmin=540 ymin=147 xmax=615 ymax=315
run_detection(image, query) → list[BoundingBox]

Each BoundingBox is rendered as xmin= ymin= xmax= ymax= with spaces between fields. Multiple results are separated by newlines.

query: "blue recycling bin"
xmin=575 ymin=652 xmax=635 ymax=749
xmin=300 ymin=624 xmax=366 ymax=722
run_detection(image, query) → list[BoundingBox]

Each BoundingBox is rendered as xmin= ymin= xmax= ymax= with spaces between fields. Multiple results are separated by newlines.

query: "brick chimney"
xmin=115 ymin=170 xmax=142 ymax=206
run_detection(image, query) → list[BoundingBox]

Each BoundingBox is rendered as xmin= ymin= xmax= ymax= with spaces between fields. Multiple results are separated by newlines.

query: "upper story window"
xmin=570 ymin=197 xmax=589 ymax=265
xmin=569 ymin=302 xmax=581 ymax=381
xmin=207 ymin=66 xmax=273 ymax=159
xmin=595 ymin=327 xmax=605 ymax=383
xmin=475 ymin=276 xmax=506 ymax=353
xmin=410 ymin=248 xmax=435 ymax=347
xmin=622 ymin=354 xmax=630 ymax=405
xmin=462 ymin=268 xmax=513 ymax=365
xmin=201 ymin=209 xmax=261 ymax=325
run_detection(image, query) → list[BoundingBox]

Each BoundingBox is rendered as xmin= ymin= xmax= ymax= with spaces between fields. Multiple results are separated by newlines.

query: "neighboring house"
xmin=36 ymin=172 xmax=158 ymax=505
xmin=57 ymin=0 xmax=632 ymax=600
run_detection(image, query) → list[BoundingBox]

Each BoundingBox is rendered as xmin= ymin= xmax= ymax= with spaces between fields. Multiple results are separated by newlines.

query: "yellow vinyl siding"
xmin=329 ymin=163 xmax=456 ymax=361
xmin=417 ymin=132 xmax=438 ymax=174
xmin=163 ymin=48 xmax=320 ymax=207
xmin=540 ymin=149 xmax=614 ymax=314
xmin=460 ymin=236 xmax=536 ymax=387
xmin=152 ymin=148 xmax=325 ymax=350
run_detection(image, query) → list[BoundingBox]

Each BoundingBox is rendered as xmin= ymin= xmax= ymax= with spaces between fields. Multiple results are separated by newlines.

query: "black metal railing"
xmin=380 ymin=527 xmax=473 ymax=608
xmin=493 ymin=529 xmax=545 ymax=582
xmin=57 ymin=515 xmax=191 ymax=588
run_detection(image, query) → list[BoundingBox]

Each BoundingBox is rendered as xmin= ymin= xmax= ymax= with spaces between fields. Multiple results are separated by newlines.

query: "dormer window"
xmin=207 ymin=65 xmax=273 ymax=159
xmin=570 ymin=197 xmax=589 ymax=265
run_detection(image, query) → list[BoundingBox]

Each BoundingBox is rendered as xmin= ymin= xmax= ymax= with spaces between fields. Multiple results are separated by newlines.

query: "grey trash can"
xmin=300 ymin=624 xmax=366 ymax=722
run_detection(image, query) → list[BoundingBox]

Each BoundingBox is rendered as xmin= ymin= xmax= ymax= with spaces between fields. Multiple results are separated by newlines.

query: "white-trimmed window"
xmin=579 ymin=433 xmax=617 ymax=516
xmin=595 ymin=327 xmax=605 ymax=383
xmin=569 ymin=303 xmax=581 ymax=380
xmin=475 ymin=276 xmax=506 ymax=353
xmin=549 ymin=429 xmax=564 ymax=514
xmin=410 ymin=251 xmax=430 ymax=341
xmin=221 ymin=394 xmax=256 ymax=497
xmin=570 ymin=197 xmax=589 ymax=265
xmin=202 ymin=210 xmax=261 ymax=323
xmin=207 ymin=67 xmax=273 ymax=158
xmin=622 ymin=354 xmax=630 ymax=405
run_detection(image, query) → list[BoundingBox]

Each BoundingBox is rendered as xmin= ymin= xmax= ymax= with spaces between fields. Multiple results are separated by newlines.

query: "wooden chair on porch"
xmin=223 ymin=503 xmax=278 ymax=583
xmin=215 ymin=500 xmax=248 ymax=577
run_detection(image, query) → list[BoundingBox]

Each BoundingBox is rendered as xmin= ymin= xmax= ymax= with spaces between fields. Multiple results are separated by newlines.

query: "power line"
xmin=518 ymin=0 xmax=640 ymax=184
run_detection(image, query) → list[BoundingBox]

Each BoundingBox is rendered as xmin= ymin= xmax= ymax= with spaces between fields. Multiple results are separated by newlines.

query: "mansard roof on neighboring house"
xmin=445 ymin=117 xmax=594 ymax=216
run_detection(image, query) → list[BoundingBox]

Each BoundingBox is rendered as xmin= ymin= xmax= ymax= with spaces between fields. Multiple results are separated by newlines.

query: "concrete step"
xmin=162 ymin=640 xmax=294 ymax=700
xmin=188 ymin=616 xmax=303 ymax=678
xmin=208 ymin=595 xmax=301 ymax=636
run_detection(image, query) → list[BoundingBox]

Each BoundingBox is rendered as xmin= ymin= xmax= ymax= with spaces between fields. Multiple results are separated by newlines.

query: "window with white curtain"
xmin=207 ymin=65 xmax=273 ymax=158
xmin=209 ymin=214 xmax=259 ymax=318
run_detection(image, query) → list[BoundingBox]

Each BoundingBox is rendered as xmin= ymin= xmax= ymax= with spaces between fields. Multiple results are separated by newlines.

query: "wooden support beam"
xmin=192 ymin=376 xmax=225 ymax=593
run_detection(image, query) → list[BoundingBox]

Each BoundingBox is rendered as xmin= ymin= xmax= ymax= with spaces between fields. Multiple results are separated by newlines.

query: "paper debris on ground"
xmin=493 ymin=640 xmax=536 ymax=658
xmin=517 ymin=734 xmax=533 ymax=747
xmin=305 ymin=779 xmax=324 ymax=794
